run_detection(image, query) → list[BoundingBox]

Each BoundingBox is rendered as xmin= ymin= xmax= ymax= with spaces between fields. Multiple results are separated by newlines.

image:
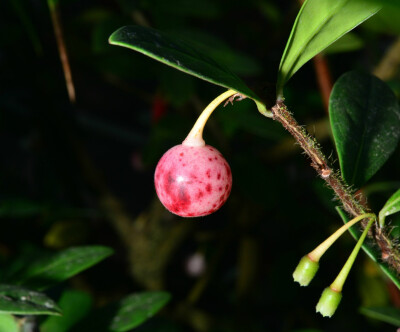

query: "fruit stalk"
xmin=330 ymin=216 xmax=376 ymax=292
xmin=183 ymin=89 xmax=238 ymax=147
xmin=308 ymin=213 xmax=375 ymax=262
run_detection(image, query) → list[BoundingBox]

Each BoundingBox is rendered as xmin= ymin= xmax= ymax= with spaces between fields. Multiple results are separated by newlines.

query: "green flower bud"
xmin=316 ymin=287 xmax=342 ymax=317
xmin=293 ymin=255 xmax=319 ymax=286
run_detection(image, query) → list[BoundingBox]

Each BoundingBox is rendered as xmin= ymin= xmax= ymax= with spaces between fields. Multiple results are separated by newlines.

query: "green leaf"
xmin=11 ymin=246 xmax=113 ymax=290
xmin=329 ymin=71 xmax=400 ymax=188
xmin=110 ymin=292 xmax=171 ymax=332
xmin=379 ymin=189 xmax=400 ymax=227
xmin=108 ymin=25 xmax=268 ymax=114
xmin=0 ymin=284 xmax=61 ymax=316
xmin=336 ymin=207 xmax=400 ymax=290
xmin=0 ymin=314 xmax=19 ymax=332
xmin=277 ymin=0 xmax=380 ymax=99
xmin=41 ymin=290 xmax=92 ymax=332
xmin=360 ymin=306 xmax=400 ymax=326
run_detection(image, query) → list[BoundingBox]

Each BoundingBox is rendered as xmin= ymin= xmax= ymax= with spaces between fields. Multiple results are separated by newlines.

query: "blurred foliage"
xmin=0 ymin=0 xmax=400 ymax=331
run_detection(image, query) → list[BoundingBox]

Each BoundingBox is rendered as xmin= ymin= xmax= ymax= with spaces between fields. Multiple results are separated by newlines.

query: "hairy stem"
xmin=271 ymin=100 xmax=400 ymax=274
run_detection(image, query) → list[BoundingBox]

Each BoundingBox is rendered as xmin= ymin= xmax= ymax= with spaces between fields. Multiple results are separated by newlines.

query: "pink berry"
xmin=154 ymin=144 xmax=232 ymax=217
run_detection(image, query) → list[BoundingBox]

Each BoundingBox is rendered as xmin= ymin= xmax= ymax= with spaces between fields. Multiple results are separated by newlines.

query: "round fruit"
xmin=154 ymin=144 xmax=232 ymax=217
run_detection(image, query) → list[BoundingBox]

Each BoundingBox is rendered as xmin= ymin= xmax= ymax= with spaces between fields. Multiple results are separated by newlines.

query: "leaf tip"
xmin=108 ymin=32 xmax=117 ymax=45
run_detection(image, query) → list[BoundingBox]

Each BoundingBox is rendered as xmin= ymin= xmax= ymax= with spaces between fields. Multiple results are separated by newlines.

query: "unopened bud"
xmin=293 ymin=255 xmax=319 ymax=286
xmin=316 ymin=287 xmax=342 ymax=317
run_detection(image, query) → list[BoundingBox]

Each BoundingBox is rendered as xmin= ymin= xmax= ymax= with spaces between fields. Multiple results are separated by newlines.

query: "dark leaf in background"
xmin=8 ymin=246 xmax=113 ymax=290
xmin=71 ymin=291 xmax=171 ymax=332
xmin=360 ymin=306 xmax=400 ymax=326
xmin=0 ymin=199 xmax=46 ymax=218
xmin=9 ymin=0 xmax=43 ymax=55
xmin=0 ymin=284 xmax=61 ymax=316
xmin=109 ymin=291 xmax=171 ymax=332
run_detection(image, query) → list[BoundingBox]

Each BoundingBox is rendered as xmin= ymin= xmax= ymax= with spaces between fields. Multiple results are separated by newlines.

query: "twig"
xmin=48 ymin=0 xmax=76 ymax=103
xmin=313 ymin=54 xmax=333 ymax=114
xmin=271 ymin=101 xmax=400 ymax=274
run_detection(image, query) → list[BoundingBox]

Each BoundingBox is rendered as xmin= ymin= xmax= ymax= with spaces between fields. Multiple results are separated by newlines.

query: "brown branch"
xmin=48 ymin=0 xmax=76 ymax=103
xmin=271 ymin=101 xmax=400 ymax=274
xmin=313 ymin=54 xmax=333 ymax=114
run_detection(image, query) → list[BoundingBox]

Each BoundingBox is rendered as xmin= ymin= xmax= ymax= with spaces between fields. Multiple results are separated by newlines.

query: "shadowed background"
xmin=1 ymin=0 xmax=400 ymax=331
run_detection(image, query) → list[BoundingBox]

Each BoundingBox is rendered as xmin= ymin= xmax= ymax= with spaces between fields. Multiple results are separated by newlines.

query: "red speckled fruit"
xmin=154 ymin=144 xmax=232 ymax=217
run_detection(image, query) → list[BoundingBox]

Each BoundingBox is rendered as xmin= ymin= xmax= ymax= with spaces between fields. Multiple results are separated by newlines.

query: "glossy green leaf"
xmin=330 ymin=71 xmax=400 ymax=188
xmin=11 ymin=246 xmax=113 ymax=290
xmin=41 ymin=290 xmax=92 ymax=332
xmin=0 ymin=285 xmax=61 ymax=316
xmin=360 ymin=307 xmax=400 ymax=326
xmin=276 ymin=0 xmax=380 ymax=99
xmin=379 ymin=189 xmax=400 ymax=227
xmin=110 ymin=292 xmax=171 ymax=332
xmin=336 ymin=207 xmax=400 ymax=290
xmin=0 ymin=314 xmax=19 ymax=332
xmin=108 ymin=25 xmax=267 ymax=113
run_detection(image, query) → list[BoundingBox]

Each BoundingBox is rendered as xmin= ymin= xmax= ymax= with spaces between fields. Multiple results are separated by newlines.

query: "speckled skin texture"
xmin=154 ymin=144 xmax=232 ymax=217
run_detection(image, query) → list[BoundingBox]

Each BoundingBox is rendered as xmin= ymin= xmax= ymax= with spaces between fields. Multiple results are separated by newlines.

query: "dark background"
xmin=1 ymin=0 xmax=400 ymax=331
